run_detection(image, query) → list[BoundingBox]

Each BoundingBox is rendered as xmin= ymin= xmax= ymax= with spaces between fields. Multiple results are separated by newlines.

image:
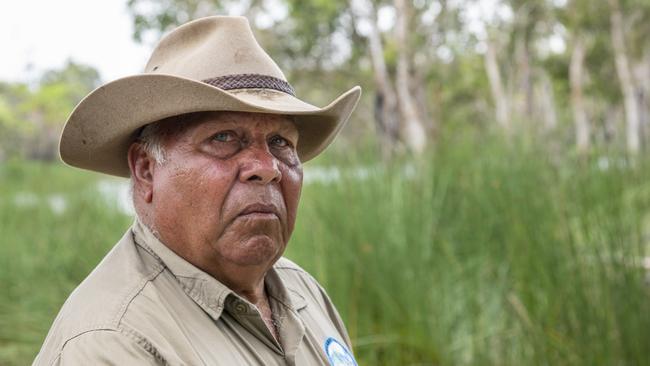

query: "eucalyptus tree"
xmin=126 ymin=0 xmax=447 ymax=158
xmin=464 ymin=0 xmax=561 ymax=134
xmin=606 ymin=0 xmax=650 ymax=154
xmin=608 ymin=0 xmax=641 ymax=153
xmin=558 ymin=0 xmax=608 ymax=153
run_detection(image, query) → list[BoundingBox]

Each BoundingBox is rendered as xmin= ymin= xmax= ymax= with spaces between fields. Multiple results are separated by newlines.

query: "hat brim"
xmin=59 ymin=73 xmax=361 ymax=177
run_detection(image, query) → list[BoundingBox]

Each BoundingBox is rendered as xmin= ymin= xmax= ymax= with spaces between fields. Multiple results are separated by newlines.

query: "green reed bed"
xmin=291 ymin=138 xmax=650 ymax=365
xmin=0 ymin=161 xmax=130 ymax=365
xmin=1 ymin=136 xmax=650 ymax=365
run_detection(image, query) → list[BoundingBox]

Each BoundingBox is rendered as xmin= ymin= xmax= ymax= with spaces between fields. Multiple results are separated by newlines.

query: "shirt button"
xmin=234 ymin=301 xmax=248 ymax=314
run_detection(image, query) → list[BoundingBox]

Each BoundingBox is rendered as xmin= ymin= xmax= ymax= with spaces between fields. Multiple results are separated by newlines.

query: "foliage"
xmin=0 ymin=61 xmax=100 ymax=161
xmin=1 ymin=133 xmax=650 ymax=365
xmin=291 ymin=134 xmax=650 ymax=365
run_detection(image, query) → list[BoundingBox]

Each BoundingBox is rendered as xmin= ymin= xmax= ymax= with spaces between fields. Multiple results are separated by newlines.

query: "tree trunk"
xmin=484 ymin=37 xmax=510 ymax=131
xmin=609 ymin=0 xmax=641 ymax=154
xmin=515 ymin=35 xmax=534 ymax=120
xmin=604 ymin=105 xmax=621 ymax=144
xmin=536 ymin=71 xmax=557 ymax=132
xmin=394 ymin=0 xmax=426 ymax=154
xmin=634 ymin=48 xmax=650 ymax=145
xmin=350 ymin=0 xmax=400 ymax=159
xmin=570 ymin=35 xmax=590 ymax=153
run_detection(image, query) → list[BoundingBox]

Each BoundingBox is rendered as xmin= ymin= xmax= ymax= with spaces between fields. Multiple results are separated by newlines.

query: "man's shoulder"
xmin=58 ymin=228 xmax=165 ymax=330
xmin=35 ymin=228 xmax=165 ymax=365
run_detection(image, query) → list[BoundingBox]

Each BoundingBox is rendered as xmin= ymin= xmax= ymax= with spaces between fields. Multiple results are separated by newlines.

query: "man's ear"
xmin=127 ymin=143 xmax=155 ymax=203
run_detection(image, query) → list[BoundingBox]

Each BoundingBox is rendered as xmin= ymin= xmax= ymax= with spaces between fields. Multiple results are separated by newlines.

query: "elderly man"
xmin=34 ymin=16 xmax=360 ymax=366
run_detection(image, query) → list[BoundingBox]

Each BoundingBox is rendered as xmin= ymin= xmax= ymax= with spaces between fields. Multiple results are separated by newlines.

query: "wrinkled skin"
xmin=128 ymin=111 xmax=303 ymax=304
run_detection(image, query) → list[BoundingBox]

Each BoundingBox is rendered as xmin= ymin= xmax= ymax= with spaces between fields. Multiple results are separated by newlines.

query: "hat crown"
xmin=144 ymin=16 xmax=286 ymax=82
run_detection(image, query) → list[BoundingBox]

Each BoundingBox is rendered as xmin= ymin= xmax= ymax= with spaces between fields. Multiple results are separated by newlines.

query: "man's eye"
xmin=213 ymin=132 xmax=235 ymax=142
xmin=270 ymin=135 xmax=289 ymax=147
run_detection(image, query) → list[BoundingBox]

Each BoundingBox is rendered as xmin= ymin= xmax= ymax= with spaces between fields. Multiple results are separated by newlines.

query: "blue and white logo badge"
xmin=324 ymin=337 xmax=358 ymax=366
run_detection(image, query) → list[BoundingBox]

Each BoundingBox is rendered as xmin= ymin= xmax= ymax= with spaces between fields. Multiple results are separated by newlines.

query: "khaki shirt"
xmin=33 ymin=220 xmax=357 ymax=365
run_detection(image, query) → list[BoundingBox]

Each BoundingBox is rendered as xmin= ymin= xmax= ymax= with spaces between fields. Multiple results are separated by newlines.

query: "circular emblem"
xmin=324 ymin=337 xmax=358 ymax=366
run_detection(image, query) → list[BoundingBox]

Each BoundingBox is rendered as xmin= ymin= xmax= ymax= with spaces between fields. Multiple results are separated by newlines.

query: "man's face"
xmin=148 ymin=111 xmax=303 ymax=272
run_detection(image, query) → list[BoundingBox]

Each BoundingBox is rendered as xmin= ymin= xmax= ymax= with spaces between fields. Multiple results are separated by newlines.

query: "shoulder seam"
xmin=114 ymin=263 xmax=166 ymax=326
xmin=113 ymin=230 xmax=167 ymax=326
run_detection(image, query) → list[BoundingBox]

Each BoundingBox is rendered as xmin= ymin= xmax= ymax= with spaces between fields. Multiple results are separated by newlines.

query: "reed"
xmin=1 ymin=134 xmax=649 ymax=365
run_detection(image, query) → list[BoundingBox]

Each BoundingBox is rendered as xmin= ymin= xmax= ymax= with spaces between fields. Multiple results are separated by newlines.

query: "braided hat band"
xmin=202 ymin=74 xmax=296 ymax=96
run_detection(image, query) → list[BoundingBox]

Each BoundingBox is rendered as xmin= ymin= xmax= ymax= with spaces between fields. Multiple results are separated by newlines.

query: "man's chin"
xmin=220 ymin=235 xmax=284 ymax=267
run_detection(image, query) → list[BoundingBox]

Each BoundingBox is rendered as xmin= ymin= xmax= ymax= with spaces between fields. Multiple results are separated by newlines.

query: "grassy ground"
xmin=1 ymin=135 xmax=650 ymax=365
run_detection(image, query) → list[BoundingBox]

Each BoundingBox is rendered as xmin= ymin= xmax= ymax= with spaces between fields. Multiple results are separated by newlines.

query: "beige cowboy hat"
xmin=59 ymin=15 xmax=361 ymax=177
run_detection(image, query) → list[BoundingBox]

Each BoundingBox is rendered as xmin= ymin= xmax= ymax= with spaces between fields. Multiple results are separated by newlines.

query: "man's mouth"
xmin=238 ymin=203 xmax=280 ymax=219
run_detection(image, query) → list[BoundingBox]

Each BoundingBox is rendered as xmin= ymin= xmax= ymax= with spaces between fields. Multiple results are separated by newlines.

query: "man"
xmin=34 ymin=16 xmax=361 ymax=366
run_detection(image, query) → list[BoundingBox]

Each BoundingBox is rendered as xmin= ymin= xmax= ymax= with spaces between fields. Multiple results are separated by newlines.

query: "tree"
xmin=570 ymin=34 xmax=589 ymax=152
xmin=349 ymin=0 xmax=400 ymax=158
xmin=394 ymin=0 xmax=426 ymax=153
xmin=561 ymin=0 xmax=602 ymax=153
xmin=484 ymin=32 xmax=510 ymax=131
xmin=609 ymin=0 xmax=641 ymax=154
xmin=0 ymin=61 xmax=101 ymax=161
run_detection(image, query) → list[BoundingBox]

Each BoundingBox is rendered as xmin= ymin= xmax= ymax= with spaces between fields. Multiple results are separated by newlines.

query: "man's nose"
xmin=239 ymin=145 xmax=282 ymax=184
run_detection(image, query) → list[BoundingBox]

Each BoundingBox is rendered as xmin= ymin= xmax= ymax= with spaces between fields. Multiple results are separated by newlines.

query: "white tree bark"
xmin=484 ymin=37 xmax=510 ymax=131
xmin=633 ymin=49 xmax=650 ymax=144
xmin=514 ymin=35 xmax=534 ymax=119
xmin=394 ymin=0 xmax=426 ymax=154
xmin=537 ymin=71 xmax=557 ymax=132
xmin=570 ymin=35 xmax=590 ymax=153
xmin=609 ymin=0 xmax=641 ymax=154
xmin=350 ymin=0 xmax=400 ymax=157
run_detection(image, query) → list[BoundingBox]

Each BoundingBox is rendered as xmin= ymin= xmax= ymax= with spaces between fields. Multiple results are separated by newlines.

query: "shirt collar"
xmin=131 ymin=218 xmax=307 ymax=320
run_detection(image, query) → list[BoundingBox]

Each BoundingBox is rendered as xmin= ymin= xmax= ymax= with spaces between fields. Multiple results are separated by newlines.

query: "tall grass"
xmin=1 ymin=134 xmax=650 ymax=365
xmin=0 ymin=161 xmax=130 ymax=364
xmin=290 ymin=136 xmax=650 ymax=365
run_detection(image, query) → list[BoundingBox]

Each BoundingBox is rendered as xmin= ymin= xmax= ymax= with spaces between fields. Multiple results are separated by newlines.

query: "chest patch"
xmin=324 ymin=337 xmax=358 ymax=366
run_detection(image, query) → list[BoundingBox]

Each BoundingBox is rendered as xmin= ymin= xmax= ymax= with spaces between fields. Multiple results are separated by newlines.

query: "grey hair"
xmin=130 ymin=121 xmax=168 ymax=204
xmin=137 ymin=122 xmax=167 ymax=165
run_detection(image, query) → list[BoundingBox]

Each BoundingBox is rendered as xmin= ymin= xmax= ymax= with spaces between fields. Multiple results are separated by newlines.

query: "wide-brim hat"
xmin=59 ymin=16 xmax=361 ymax=177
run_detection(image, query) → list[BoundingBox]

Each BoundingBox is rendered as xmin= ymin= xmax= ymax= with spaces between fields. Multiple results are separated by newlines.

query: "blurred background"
xmin=2 ymin=0 xmax=650 ymax=365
